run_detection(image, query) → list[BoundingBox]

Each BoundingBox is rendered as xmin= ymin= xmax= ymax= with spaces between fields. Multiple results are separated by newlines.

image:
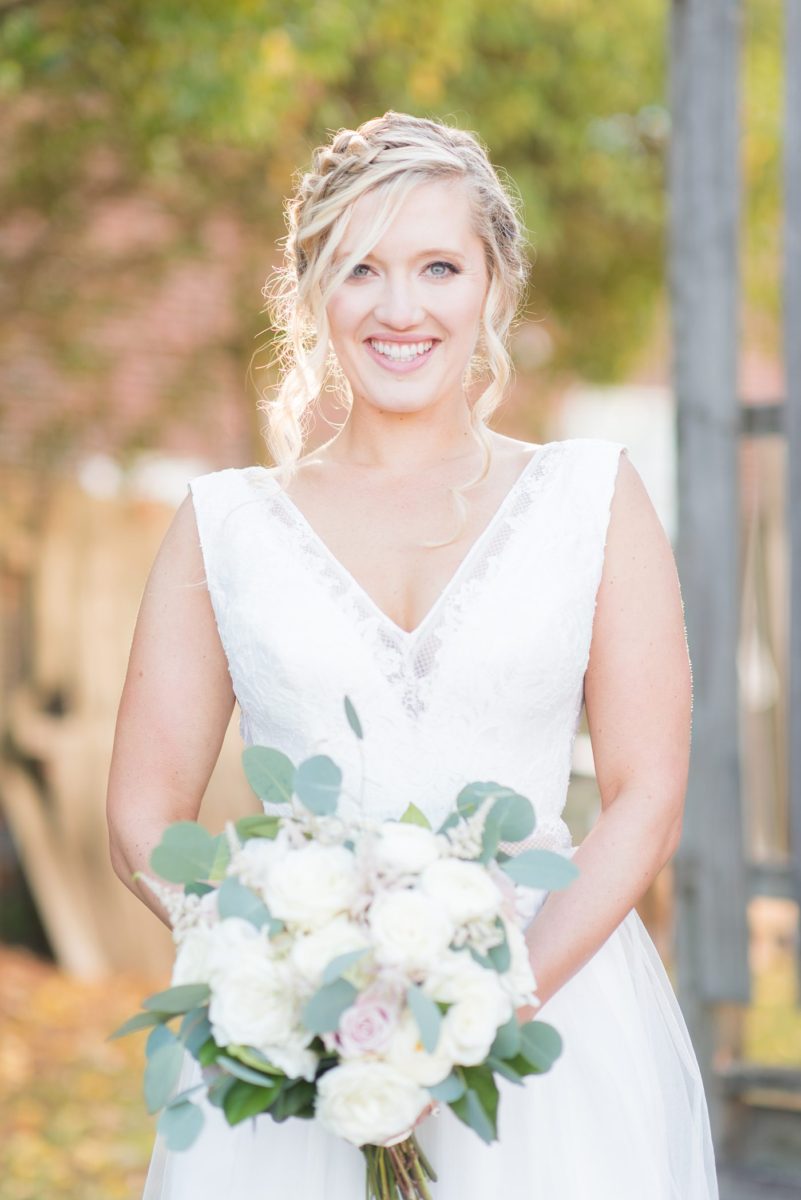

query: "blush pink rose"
xmin=336 ymin=996 xmax=397 ymax=1058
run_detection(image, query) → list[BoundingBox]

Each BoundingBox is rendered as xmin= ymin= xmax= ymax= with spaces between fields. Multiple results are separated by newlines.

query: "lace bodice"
xmin=188 ymin=438 xmax=627 ymax=852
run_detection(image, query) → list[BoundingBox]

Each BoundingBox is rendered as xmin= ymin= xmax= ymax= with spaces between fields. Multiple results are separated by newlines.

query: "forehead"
xmin=338 ymin=177 xmax=480 ymax=258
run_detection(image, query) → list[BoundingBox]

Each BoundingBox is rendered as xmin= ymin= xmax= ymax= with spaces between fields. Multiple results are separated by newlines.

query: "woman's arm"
xmin=520 ymin=452 xmax=692 ymax=1012
xmin=106 ymin=492 xmax=236 ymax=926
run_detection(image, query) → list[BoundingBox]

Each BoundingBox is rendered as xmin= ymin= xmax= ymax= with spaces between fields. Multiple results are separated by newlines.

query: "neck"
xmin=321 ymin=394 xmax=484 ymax=474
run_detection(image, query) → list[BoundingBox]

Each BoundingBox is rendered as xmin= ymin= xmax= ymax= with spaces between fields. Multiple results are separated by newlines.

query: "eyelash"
xmin=350 ymin=261 xmax=460 ymax=279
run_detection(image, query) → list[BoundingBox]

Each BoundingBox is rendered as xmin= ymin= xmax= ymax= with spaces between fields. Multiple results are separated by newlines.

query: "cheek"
xmin=326 ymin=290 xmax=364 ymax=343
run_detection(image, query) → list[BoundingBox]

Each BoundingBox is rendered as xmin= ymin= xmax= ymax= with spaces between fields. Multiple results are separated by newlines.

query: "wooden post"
xmin=668 ymin=0 xmax=751 ymax=1142
xmin=786 ymin=0 xmax=801 ymax=914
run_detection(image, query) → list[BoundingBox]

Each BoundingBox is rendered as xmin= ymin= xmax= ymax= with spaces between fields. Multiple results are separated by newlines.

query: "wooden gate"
xmin=670 ymin=0 xmax=801 ymax=1181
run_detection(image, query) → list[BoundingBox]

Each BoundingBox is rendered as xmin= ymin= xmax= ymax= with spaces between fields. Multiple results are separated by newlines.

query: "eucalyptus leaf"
xmin=217 ymin=1054 xmax=284 ymax=1086
xmin=321 ymin=947 xmax=369 ymax=986
xmin=146 ymin=1023 xmax=178 ymax=1059
xmin=399 ymin=802 xmax=431 ymax=829
xmin=184 ymin=882 xmax=214 ymax=897
xmin=456 ymin=781 xmax=518 ymax=820
xmin=487 ymin=923 xmax=511 ymax=972
xmin=242 ymin=746 xmax=295 ymax=805
xmin=158 ymin=1099 xmax=205 ymax=1150
xmin=489 ymin=792 xmax=536 ymax=843
xmin=226 ymin=1045 xmax=285 ymax=1075
xmin=500 ymin=849 xmax=579 ymax=891
xmin=144 ymin=1040 xmax=185 ymax=1114
xmin=518 ymin=1020 xmax=563 ymax=1072
xmin=406 ymin=984 xmax=441 ymax=1054
xmin=207 ymin=1073 xmax=235 ymax=1108
xmin=301 ymin=977 xmax=357 ymax=1034
xmin=208 ymin=834 xmax=231 ymax=882
xmin=449 ymin=1087 xmax=496 ymax=1144
xmin=217 ymin=877 xmax=272 ymax=929
xmin=142 ymin=983 xmax=210 ymax=1015
xmin=427 ymin=1071 xmax=465 ymax=1103
xmin=108 ymin=1010 xmax=168 ymax=1040
xmin=490 ymin=1015 xmax=520 ymax=1060
xmin=461 ymin=1064 xmax=499 ymax=1139
xmin=486 ymin=1054 xmax=524 ymax=1084
xmin=343 ymin=695 xmax=363 ymax=740
xmin=149 ymin=822 xmax=217 ymax=885
xmin=295 ymin=755 xmax=342 ymax=815
xmin=436 ymin=811 xmax=461 ymax=835
xmin=180 ymin=1009 xmax=213 ymax=1056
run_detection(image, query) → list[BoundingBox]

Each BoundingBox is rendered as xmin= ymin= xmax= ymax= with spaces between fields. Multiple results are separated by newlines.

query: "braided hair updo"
xmin=259 ymin=111 xmax=530 ymax=477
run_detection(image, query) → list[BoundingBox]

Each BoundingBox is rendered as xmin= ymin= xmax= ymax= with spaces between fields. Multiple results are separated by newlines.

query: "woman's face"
xmin=325 ymin=178 xmax=489 ymax=418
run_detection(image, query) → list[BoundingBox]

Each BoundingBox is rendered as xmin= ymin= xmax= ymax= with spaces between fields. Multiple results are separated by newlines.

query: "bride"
xmin=107 ymin=111 xmax=719 ymax=1197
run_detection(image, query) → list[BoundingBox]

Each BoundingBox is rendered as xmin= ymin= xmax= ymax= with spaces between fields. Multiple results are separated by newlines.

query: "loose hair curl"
xmin=257 ymin=111 xmax=531 ymax=522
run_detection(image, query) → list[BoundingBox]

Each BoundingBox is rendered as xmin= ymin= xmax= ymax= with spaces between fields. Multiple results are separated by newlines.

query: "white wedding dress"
xmin=143 ymin=437 xmax=719 ymax=1199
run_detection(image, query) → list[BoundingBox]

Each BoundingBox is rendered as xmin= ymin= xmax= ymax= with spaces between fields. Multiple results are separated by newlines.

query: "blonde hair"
xmin=256 ymin=111 xmax=530 ymax=525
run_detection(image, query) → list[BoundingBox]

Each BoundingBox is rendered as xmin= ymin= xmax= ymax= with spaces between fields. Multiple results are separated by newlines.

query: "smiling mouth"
xmin=367 ymin=338 xmax=435 ymax=362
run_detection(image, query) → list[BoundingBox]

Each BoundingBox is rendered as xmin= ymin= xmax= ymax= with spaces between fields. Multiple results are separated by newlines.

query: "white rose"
xmin=385 ymin=1009 xmax=453 ymax=1086
xmin=420 ymin=858 xmax=503 ymax=926
xmin=231 ymin=832 xmax=291 ymax=898
xmin=259 ymin=1029 xmax=319 ymax=1082
xmin=373 ymin=823 xmax=441 ymax=876
xmin=208 ymin=935 xmax=300 ymax=1053
xmin=425 ymin=952 xmax=512 ymax=1066
xmin=266 ymin=843 xmax=360 ymax=930
xmin=205 ymin=917 xmax=267 ymax=982
xmin=171 ymin=926 xmax=214 ymax=986
xmin=316 ymin=1061 xmax=427 ymax=1147
xmin=291 ymin=916 xmax=370 ymax=992
xmin=368 ymin=889 xmax=454 ymax=974
xmin=500 ymin=917 xmax=538 ymax=1008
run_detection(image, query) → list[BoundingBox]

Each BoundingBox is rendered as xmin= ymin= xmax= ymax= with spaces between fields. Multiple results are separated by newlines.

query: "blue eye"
xmin=427 ymin=261 xmax=458 ymax=278
xmin=351 ymin=263 xmax=372 ymax=278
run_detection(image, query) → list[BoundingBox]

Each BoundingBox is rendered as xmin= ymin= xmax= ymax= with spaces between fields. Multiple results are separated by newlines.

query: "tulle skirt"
xmin=142 ymin=904 xmax=719 ymax=1199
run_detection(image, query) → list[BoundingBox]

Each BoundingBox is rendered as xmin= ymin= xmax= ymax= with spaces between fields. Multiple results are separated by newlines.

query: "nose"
xmin=372 ymin=273 xmax=426 ymax=329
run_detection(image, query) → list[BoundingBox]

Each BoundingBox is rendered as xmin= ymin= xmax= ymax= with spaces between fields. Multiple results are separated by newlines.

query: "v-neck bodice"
xmin=188 ymin=437 xmax=626 ymax=848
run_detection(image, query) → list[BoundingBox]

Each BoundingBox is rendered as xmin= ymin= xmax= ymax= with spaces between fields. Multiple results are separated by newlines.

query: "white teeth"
xmin=369 ymin=339 xmax=433 ymax=361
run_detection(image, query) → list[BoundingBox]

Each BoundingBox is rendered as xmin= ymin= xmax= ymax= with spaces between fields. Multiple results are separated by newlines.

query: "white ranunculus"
xmin=316 ymin=1060 xmax=427 ymax=1147
xmin=208 ymin=935 xmax=299 ymax=1053
xmin=419 ymin=858 xmax=503 ymax=926
xmin=385 ymin=1009 xmax=454 ymax=1086
xmin=204 ymin=917 xmax=267 ymax=982
xmin=291 ymin=916 xmax=371 ymax=992
xmin=171 ymin=925 xmax=214 ymax=986
xmin=231 ymin=832 xmax=291 ymax=898
xmin=500 ymin=917 xmax=538 ymax=1008
xmin=368 ymin=889 xmax=454 ymax=974
xmin=265 ymin=843 xmax=360 ymax=930
xmin=373 ymin=823 xmax=441 ymax=876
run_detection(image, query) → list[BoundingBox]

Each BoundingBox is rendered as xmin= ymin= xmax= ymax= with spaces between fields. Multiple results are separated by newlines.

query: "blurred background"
xmin=0 ymin=1 xmax=799 ymax=1197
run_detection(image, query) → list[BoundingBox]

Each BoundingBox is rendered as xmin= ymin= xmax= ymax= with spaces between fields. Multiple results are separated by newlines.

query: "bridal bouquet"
xmin=113 ymin=697 xmax=578 ymax=1200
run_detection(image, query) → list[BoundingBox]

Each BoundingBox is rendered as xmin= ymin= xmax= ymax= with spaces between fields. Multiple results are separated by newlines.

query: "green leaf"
xmin=197 ymin=1037 xmax=219 ymax=1067
xmin=295 ymin=755 xmax=342 ymax=815
xmin=225 ymin=1045 xmax=285 ymax=1075
xmin=144 ymin=1039 xmax=185 ymax=1114
xmin=343 ymin=695 xmax=363 ymax=739
xmin=142 ymin=983 xmax=210 ymax=1015
xmin=157 ymin=1099 xmax=205 ymax=1150
xmin=269 ymin=1078 xmax=316 ymax=1121
xmin=216 ymin=877 xmax=272 ymax=929
xmin=301 ymin=978 xmax=357 ymax=1034
xmin=150 ymin=821 xmax=217 ymax=885
xmin=500 ymin=849 xmax=579 ymax=891
xmin=217 ymin=1054 xmax=286 ymax=1086
xmin=108 ymin=1010 xmax=168 ymax=1040
xmin=242 ymin=746 xmax=295 ymax=805
xmin=321 ymin=947 xmax=369 ymax=986
xmin=449 ymin=1086 xmax=496 ymax=1144
xmin=406 ymin=984 xmax=441 ymax=1054
xmin=399 ymin=802 xmax=431 ymax=829
xmin=490 ymin=1015 xmax=520 ymax=1060
xmin=184 ymin=882 xmax=214 ymax=897
xmin=235 ymin=814 xmax=281 ymax=841
xmin=518 ymin=1021 xmax=563 ymax=1072
xmin=502 ymin=1052 xmax=546 ymax=1079
xmin=222 ymin=1079 xmax=279 ymax=1125
xmin=460 ymin=1064 xmax=499 ymax=1140
xmin=427 ymin=1071 xmax=465 ymax=1103
xmin=146 ymin=1023 xmax=178 ymax=1058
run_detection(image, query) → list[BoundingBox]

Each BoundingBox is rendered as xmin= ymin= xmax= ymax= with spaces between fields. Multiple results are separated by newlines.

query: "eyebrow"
xmin=335 ymin=247 xmax=468 ymax=264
